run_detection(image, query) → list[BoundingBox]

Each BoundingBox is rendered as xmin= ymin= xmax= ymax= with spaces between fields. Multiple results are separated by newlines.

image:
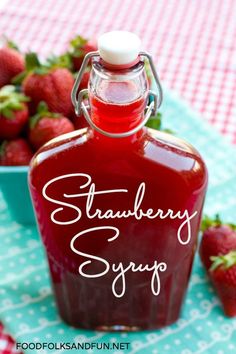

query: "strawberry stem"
xmin=201 ymin=214 xmax=236 ymax=232
xmin=201 ymin=214 xmax=222 ymax=231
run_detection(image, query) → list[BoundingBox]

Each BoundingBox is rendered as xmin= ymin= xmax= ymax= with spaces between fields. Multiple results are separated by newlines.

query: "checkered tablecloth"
xmin=0 ymin=0 xmax=236 ymax=352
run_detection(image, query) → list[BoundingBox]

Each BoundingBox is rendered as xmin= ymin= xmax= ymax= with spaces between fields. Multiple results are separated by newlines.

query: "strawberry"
xmin=79 ymin=70 xmax=90 ymax=90
xmin=199 ymin=215 xmax=236 ymax=270
xmin=29 ymin=102 xmax=74 ymax=150
xmin=69 ymin=35 xmax=97 ymax=71
xmin=209 ymin=251 xmax=236 ymax=317
xmin=21 ymin=53 xmax=74 ymax=116
xmin=0 ymin=138 xmax=33 ymax=166
xmin=0 ymin=41 xmax=25 ymax=88
xmin=0 ymin=85 xmax=29 ymax=139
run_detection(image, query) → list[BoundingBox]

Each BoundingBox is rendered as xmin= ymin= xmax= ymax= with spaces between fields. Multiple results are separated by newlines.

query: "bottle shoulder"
xmin=30 ymin=128 xmax=91 ymax=167
xmin=29 ymin=127 xmax=208 ymax=190
xmin=31 ymin=127 xmax=204 ymax=160
xmin=143 ymin=128 xmax=208 ymax=188
xmin=145 ymin=128 xmax=202 ymax=159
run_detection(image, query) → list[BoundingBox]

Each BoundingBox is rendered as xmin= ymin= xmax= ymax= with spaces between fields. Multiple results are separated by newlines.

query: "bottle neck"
xmin=88 ymin=60 xmax=148 ymax=140
xmin=91 ymin=123 xmax=145 ymax=144
xmin=89 ymin=85 xmax=147 ymax=136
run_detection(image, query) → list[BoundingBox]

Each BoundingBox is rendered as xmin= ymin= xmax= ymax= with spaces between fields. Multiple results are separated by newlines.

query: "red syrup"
xmin=29 ymin=77 xmax=207 ymax=331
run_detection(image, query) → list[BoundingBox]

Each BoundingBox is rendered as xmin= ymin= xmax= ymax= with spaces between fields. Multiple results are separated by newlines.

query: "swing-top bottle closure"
xmin=98 ymin=31 xmax=141 ymax=68
xmin=71 ymin=31 xmax=163 ymax=138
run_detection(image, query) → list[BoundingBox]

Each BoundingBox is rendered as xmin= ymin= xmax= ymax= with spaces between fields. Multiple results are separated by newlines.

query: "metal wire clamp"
xmin=71 ymin=51 xmax=163 ymax=138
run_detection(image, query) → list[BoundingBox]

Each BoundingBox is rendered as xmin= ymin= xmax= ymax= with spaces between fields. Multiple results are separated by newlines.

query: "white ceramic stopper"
xmin=98 ymin=31 xmax=141 ymax=66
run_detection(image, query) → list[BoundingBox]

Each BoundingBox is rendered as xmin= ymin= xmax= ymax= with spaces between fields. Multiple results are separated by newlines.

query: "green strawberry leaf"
xmin=24 ymin=52 xmax=60 ymax=76
xmin=13 ymin=52 xmax=51 ymax=82
xmin=201 ymin=214 xmax=236 ymax=232
xmin=25 ymin=52 xmax=41 ymax=71
xmin=145 ymin=112 xmax=174 ymax=134
xmin=0 ymin=85 xmax=29 ymax=118
xmin=72 ymin=48 xmax=86 ymax=58
xmin=228 ymin=223 xmax=236 ymax=231
xmin=210 ymin=251 xmax=236 ymax=271
xmin=146 ymin=112 xmax=162 ymax=130
xmin=10 ymin=101 xmax=24 ymax=110
xmin=201 ymin=214 xmax=222 ymax=232
xmin=33 ymin=67 xmax=50 ymax=75
xmin=69 ymin=35 xmax=88 ymax=58
xmin=37 ymin=101 xmax=49 ymax=113
xmin=11 ymin=71 xmax=27 ymax=85
xmin=0 ymin=35 xmax=19 ymax=51
xmin=46 ymin=53 xmax=73 ymax=70
xmin=30 ymin=113 xmax=42 ymax=129
xmin=30 ymin=101 xmax=60 ymax=129
xmin=7 ymin=39 xmax=19 ymax=51
xmin=17 ymin=93 xmax=30 ymax=102
xmin=70 ymin=35 xmax=87 ymax=50
xmin=2 ymin=107 xmax=13 ymax=118
xmin=0 ymin=141 xmax=7 ymax=158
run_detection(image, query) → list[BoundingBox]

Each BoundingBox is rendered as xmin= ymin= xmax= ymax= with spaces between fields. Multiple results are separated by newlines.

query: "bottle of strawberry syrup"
xmin=29 ymin=31 xmax=208 ymax=330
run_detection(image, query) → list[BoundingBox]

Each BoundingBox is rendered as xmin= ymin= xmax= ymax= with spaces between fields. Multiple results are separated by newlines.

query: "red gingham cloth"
xmin=0 ymin=0 xmax=236 ymax=352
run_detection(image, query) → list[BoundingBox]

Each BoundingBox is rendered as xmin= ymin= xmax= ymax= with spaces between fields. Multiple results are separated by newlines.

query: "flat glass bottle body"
xmin=29 ymin=124 xmax=207 ymax=330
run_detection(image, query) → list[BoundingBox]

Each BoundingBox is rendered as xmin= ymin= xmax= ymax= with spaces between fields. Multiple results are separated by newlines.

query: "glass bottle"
xmin=29 ymin=31 xmax=208 ymax=330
